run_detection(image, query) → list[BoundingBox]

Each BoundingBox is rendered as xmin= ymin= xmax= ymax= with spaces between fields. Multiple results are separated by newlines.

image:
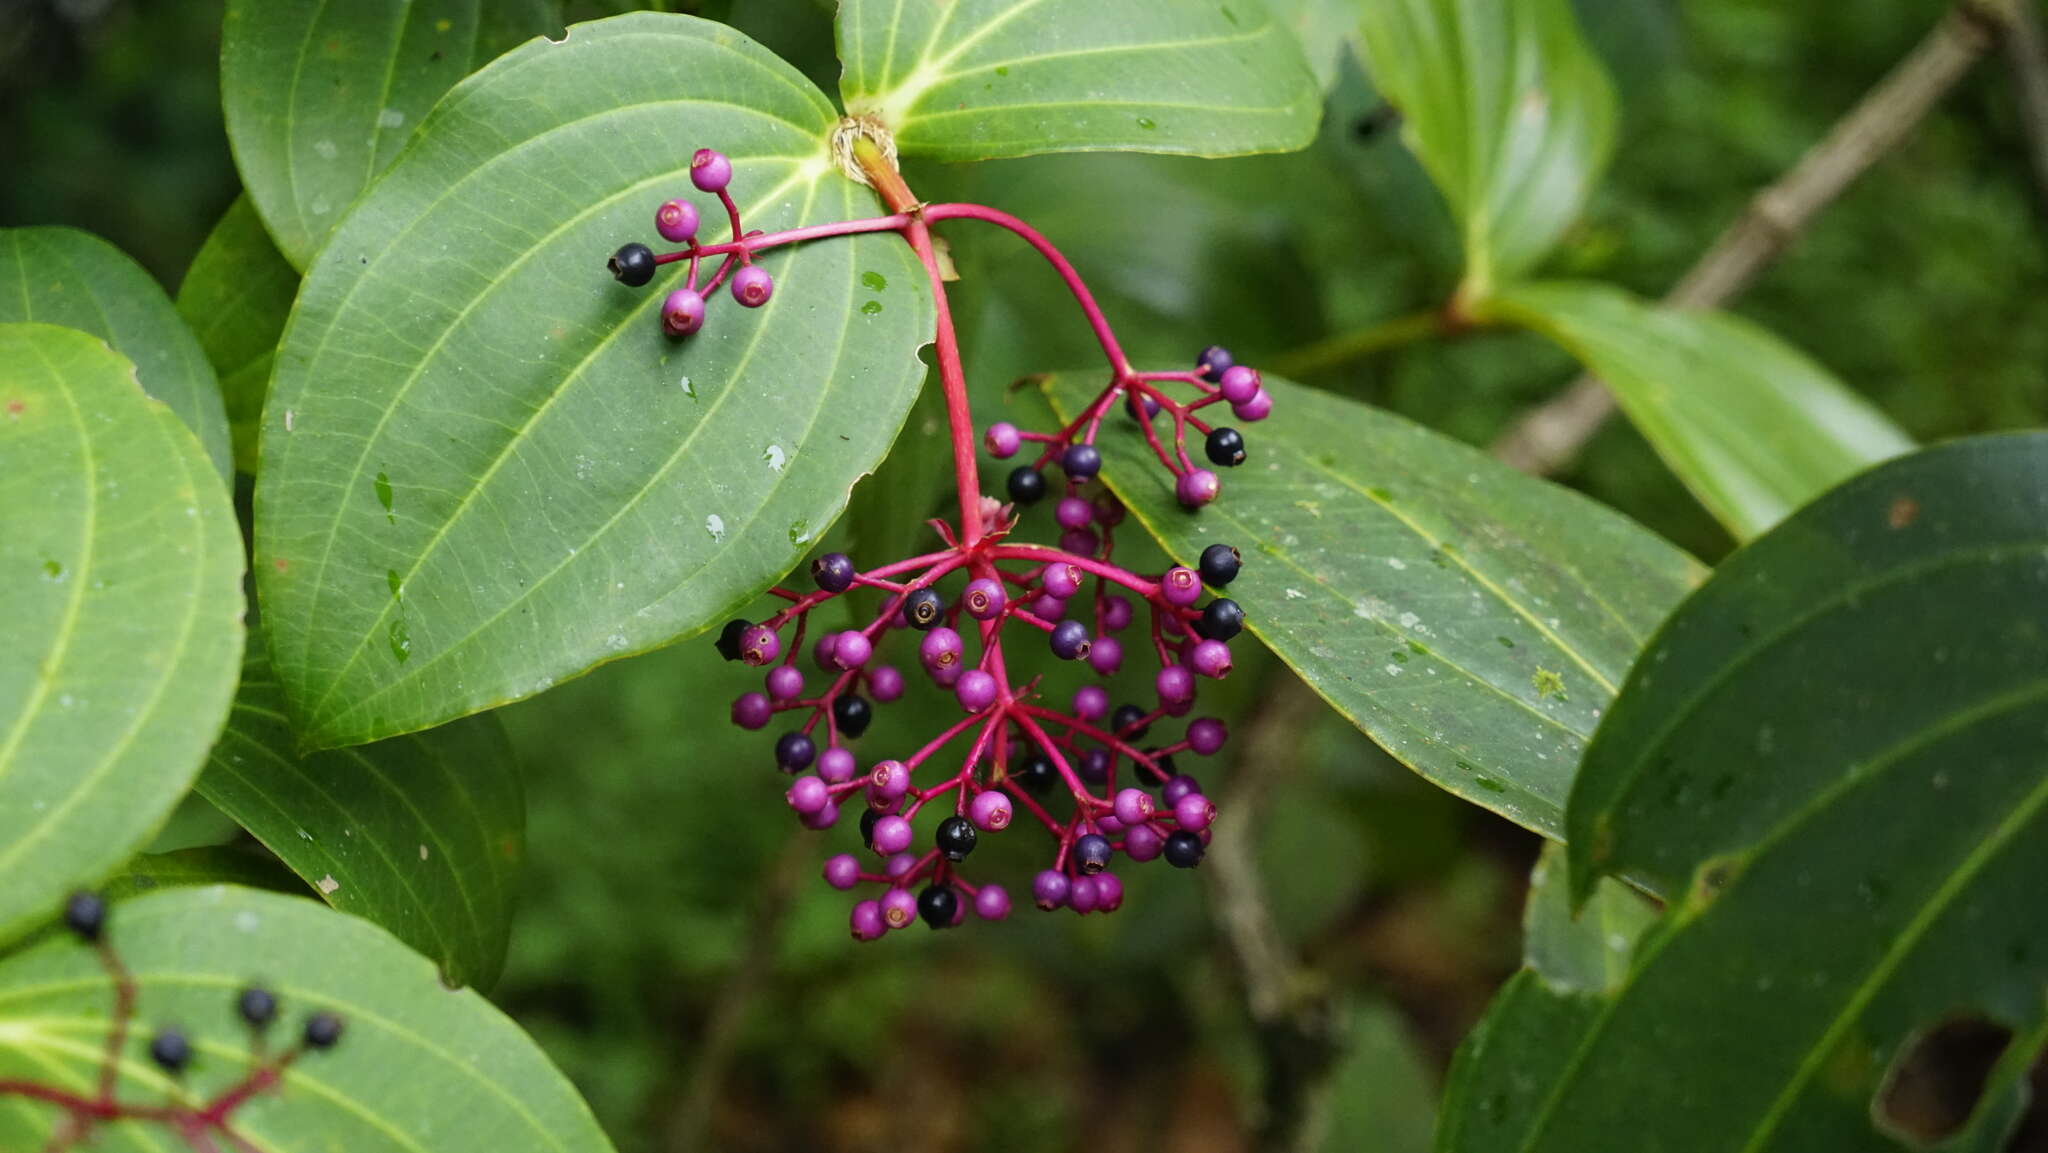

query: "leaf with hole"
xmin=0 ymin=886 xmax=615 ymax=1152
xmin=0 ymin=323 xmax=246 ymax=946
xmin=1356 ymin=0 xmax=1616 ymax=298
xmin=1456 ymin=435 xmax=2048 ymax=1153
xmin=254 ymin=13 xmax=934 ymax=749
xmin=1487 ymin=281 xmax=1914 ymax=541
xmin=177 ymin=196 xmax=299 ymax=474
xmin=836 ymin=0 xmax=1322 ymax=162
xmin=199 ymin=649 xmax=525 ymax=989
xmin=0 ymin=228 xmax=232 ymax=482
xmin=221 ymin=0 xmax=564 ymax=269
xmin=1043 ymin=370 xmax=1702 ymax=838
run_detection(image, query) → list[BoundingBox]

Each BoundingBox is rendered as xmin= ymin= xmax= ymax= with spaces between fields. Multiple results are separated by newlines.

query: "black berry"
xmin=63 ymin=891 xmax=105 ymax=942
xmin=150 ymin=1028 xmax=192 ymax=1074
xmin=1139 ymin=748 xmax=1177 ymax=786
xmin=1080 ymin=747 xmax=1112 ymax=784
xmin=238 ymin=985 xmax=278 ymax=1029
xmin=917 ymin=883 xmax=959 ymax=928
xmin=903 ymin=587 xmax=944 ymax=630
xmin=303 ymin=1011 xmax=345 ymax=1050
xmin=859 ymin=807 xmax=881 ymax=848
xmin=1061 ymin=443 xmax=1102 ymax=480
xmin=832 ymin=694 xmax=873 ymax=738
xmin=714 ymin=618 xmax=750 ymax=662
xmin=1197 ymin=344 xmax=1234 ymax=383
xmin=1164 ymin=830 xmax=1205 ymax=868
xmin=608 ymin=242 xmax=656 ymax=287
xmin=1007 ymin=466 xmax=1047 ymax=505
xmin=774 ymin=731 xmax=816 ymax=773
xmin=811 ymin=552 xmax=856 ymax=593
xmin=1075 ymin=833 xmax=1113 ymax=874
xmin=1204 ymin=427 xmax=1246 ymax=468
xmin=1198 ymin=543 xmax=1242 ymax=587
xmin=1195 ymin=599 xmax=1245 ymax=642
xmin=936 ymin=815 xmax=977 ymax=861
xmin=1014 ymin=753 xmax=1055 ymax=793
xmin=1111 ymin=704 xmax=1149 ymax=740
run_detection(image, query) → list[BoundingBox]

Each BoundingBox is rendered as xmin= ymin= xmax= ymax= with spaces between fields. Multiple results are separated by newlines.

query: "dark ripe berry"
xmin=917 ymin=884 xmax=960 ymax=929
xmin=774 ymin=731 xmax=816 ymax=773
xmin=1125 ymin=391 xmax=1161 ymax=421
xmin=715 ymin=618 xmax=750 ymax=661
xmin=1014 ymin=753 xmax=1055 ymax=793
xmin=1080 ymin=747 xmax=1113 ymax=784
xmin=832 ymin=694 xmax=873 ymax=738
xmin=149 ymin=1028 xmax=191 ymax=1074
xmin=1196 ymin=598 xmax=1245 ymax=642
xmin=1061 ymin=443 xmax=1102 ymax=480
xmin=62 ymin=891 xmax=105 ymax=942
xmin=1007 ymin=465 xmax=1047 ymax=505
xmin=1199 ymin=543 xmax=1242 ymax=587
xmin=811 ymin=552 xmax=856 ymax=593
xmin=936 ymin=815 xmax=978 ymax=861
xmin=1139 ymin=749 xmax=1177 ymax=786
xmin=1049 ymin=619 xmax=1091 ymax=661
xmin=1111 ymin=704 xmax=1150 ymax=739
xmin=238 ymin=986 xmax=278 ymax=1029
xmin=1205 ymin=427 xmax=1247 ymax=468
xmin=1075 ymin=833 xmax=1113 ymax=874
xmin=903 ymin=587 xmax=945 ymax=630
xmin=304 ymin=1011 xmax=345 ymax=1050
xmin=859 ymin=807 xmax=881 ymax=849
xmin=1164 ymin=830 xmax=1206 ymax=868
xmin=608 ymin=242 xmax=656 ymax=287
xmin=1197 ymin=344 xmax=1235 ymax=383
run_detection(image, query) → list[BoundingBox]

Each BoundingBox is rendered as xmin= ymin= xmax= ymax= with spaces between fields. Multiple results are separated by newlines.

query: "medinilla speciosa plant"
xmin=606 ymin=133 xmax=1273 ymax=933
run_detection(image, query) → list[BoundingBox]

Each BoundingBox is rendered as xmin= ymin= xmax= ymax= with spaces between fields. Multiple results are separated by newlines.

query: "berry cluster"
xmin=0 ymin=893 xmax=345 ymax=1150
xmin=609 ymin=139 xmax=1261 ymax=938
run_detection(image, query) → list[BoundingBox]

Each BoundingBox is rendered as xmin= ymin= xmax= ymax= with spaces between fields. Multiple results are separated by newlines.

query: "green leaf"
xmin=0 ymin=886 xmax=615 ymax=1153
xmin=102 ymin=846 xmax=305 ymax=901
xmin=199 ymin=649 xmax=525 ymax=988
xmin=836 ymin=0 xmax=1322 ymax=162
xmin=1487 ymin=281 xmax=1915 ymax=540
xmin=254 ymin=13 xmax=934 ymax=749
xmin=1268 ymin=0 xmax=1361 ymax=93
xmin=221 ymin=0 xmax=564 ymax=269
xmin=176 ymin=196 xmax=300 ymax=475
xmin=1042 ymin=371 xmax=1702 ymax=838
xmin=1356 ymin=0 xmax=1616 ymax=298
xmin=0 ymin=324 xmax=245 ymax=945
xmin=1472 ymin=435 xmax=2048 ymax=1153
xmin=0 ymin=228 xmax=233 ymax=482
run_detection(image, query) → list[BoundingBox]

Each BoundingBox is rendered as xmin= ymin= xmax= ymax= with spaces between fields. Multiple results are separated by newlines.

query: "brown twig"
xmin=1491 ymin=0 xmax=2013 ymax=476
xmin=2001 ymin=0 xmax=2048 ymax=215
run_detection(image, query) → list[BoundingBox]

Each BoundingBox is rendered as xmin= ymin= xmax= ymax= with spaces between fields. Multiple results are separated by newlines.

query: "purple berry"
xmin=1094 ymin=872 xmax=1125 ymax=913
xmin=1073 ymin=685 xmax=1109 ymax=721
xmin=731 ymin=692 xmax=771 ymax=730
xmin=880 ymin=887 xmax=918 ymax=930
xmin=872 ymin=814 xmax=913 ymax=855
xmin=1175 ymin=469 xmax=1221 ymax=509
xmin=919 ymin=626 xmax=963 ymax=674
xmin=831 ymin=630 xmax=873 ymax=670
xmin=1033 ymin=870 xmax=1071 ymax=910
xmin=1190 ymin=639 xmax=1233 ymax=679
xmin=1042 ymin=561 xmax=1084 ymax=599
xmin=974 ymin=884 xmax=1012 ymax=920
xmin=1163 ymin=774 xmax=1202 ymax=806
xmin=738 ymin=624 xmax=780 ymax=666
xmin=868 ymin=664 xmax=904 ymax=702
xmin=655 ymin=199 xmax=699 ymax=243
xmin=930 ymin=663 xmax=962 ymax=689
xmin=1124 ymin=391 xmax=1160 ymax=421
xmin=1219 ymin=365 xmax=1261 ymax=404
xmin=868 ymin=760 xmax=911 ymax=806
xmin=1058 ymin=527 xmax=1100 ymax=556
xmin=774 ymin=731 xmax=815 ymax=772
xmin=1156 ymin=665 xmax=1195 ymax=707
xmin=1049 ymin=619 xmax=1092 ymax=661
xmin=690 ymin=148 xmax=732 ymax=193
xmin=970 ymin=790 xmax=1013 ymax=831
xmin=811 ymin=552 xmax=856 ymax=593
xmin=885 ymin=852 xmax=918 ymax=879
xmin=850 ymin=899 xmax=885 ymax=941
xmin=963 ymin=578 xmax=1006 ymax=620
xmin=1161 ymin=566 xmax=1202 ymax=606
xmin=799 ymin=798 xmax=840 ymax=830
xmin=819 ymin=746 xmax=858 ymax=783
xmin=766 ymin=664 xmax=805 ymax=701
xmin=1102 ymin=594 xmax=1134 ymax=632
xmin=1113 ymin=788 xmax=1154 ymax=826
xmin=1069 ymin=875 xmax=1101 ymax=914
xmin=812 ymin=632 xmax=839 ymax=671
xmin=1087 ymin=636 xmax=1124 ymax=676
xmin=824 ymin=853 xmax=860 ymax=890
xmin=1030 ymin=593 xmax=1067 ymax=621
xmin=1125 ymin=824 xmax=1165 ymax=862
xmin=1098 ymin=814 xmax=1125 ymax=836
xmin=1055 ymin=498 xmax=1093 ymax=531
xmin=1233 ymin=388 xmax=1273 ymax=422
xmin=1080 ymin=747 xmax=1112 ymax=784
xmin=1174 ymin=793 xmax=1216 ymax=832
xmin=984 ymin=422 xmax=1022 ymax=459
xmin=955 ymin=669 xmax=999 ymax=711
xmin=1197 ymin=344 xmax=1234 ymax=382
xmin=730 ymin=264 xmax=773 ymax=308
xmin=1093 ymin=492 xmax=1126 ymax=527
xmin=1187 ymin=717 xmax=1228 ymax=756
xmin=786 ymin=776 xmax=830 ymax=815
xmin=1061 ymin=442 xmax=1102 ymax=480
xmin=1075 ymin=833 xmax=1112 ymax=874
xmin=661 ymin=288 xmax=705 ymax=337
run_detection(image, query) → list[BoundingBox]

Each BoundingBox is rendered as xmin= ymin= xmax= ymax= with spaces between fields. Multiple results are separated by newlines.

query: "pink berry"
xmin=851 ymin=899 xmax=885 ymax=941
xmin=1094 ymin=873 xmax=1125 ymax=913
xmin=818 ymin=746 xmax=858 ymax=783
xmin=1030 ymin=593 xmax=1066 ymax=620
xmin=868 ymin=664 xmax=904 ymax=702
xmin=824 ymin=854 xmax=860 ymax=890
xmin=690 ymin=148 xmax=732 ymax=192
xmin=1175 ymin=469 xmax=1220 ymax=509
xmin=1093 ymin=492 xmax=1126 ymax=527
xmin=1174 ymin=793 xmax=1216 ymax=832
xmin=984 ymin=422 xmax=1021 ymax=458
xmin=731 ymin=264 xmax=774 ymax=308
xmin=661 ymin=288 xmax=706 ymax=337
xmin=766 ymin=664 xmax=804 ymax=700
xmin=872 ymin=814 xmax=913 ymax=855
xmin=786 ymin=776 xmax=829 ymax=815
xmin=1219 ymin=365 xmax=1261 ymax=404
xmin=919 ymin=626 xmax=964 ymax=674
xmin=1032 ymin=870 xmax=1070 ymax=910
xmin=1087 ymin=636 xmax=1124 ymax=676
xmin=1232 ymin=388 xmax=1273 ymax=422
xmin=885 ymin=852 xmax=918 ymax=879
xmin=974 ymin=884 xmax=1012 ymax=920
xmin=880 ymin=887 xmax=918 ymax=930
xmin=1190 ymin=639 xmax=1232 ymax=679
xmin=1156 ymin=665 xmax=1195 ymax=706
xmin=1055 ymin=498 xmax=1093 ymax=531
xmin=655 ymin=198 xmax=698 ymax=243
xmin=1042 ymin=561 xmax=1084 ymax=599
xmin=963 ymin=578 xmax=1006 ymax=620
xmin=1161 ymin=566 xmax=1202 ymax=606
xmin=1068 ymin=875 xmax=1101 ymax=914
xmin=1163 ymin=774 xmax=1202 ymax=806
xmin=731 ymin=692 xmax=771 ymax=730
xmin=812 ymin=632 xmax=839 ymax=671
xmin=969 ymin=790 xmax=1013 ymax=831
xmin=1073 ymin=685 xmax=1109 ymax=721
xmin=868 ymin=760 xmax=911 ymax=806
xmin=1125 ymin=824 xmax=1164 ymax=862
xmin=1113 ymin=788 xmax=1154 ymax=826
xmin=956 ymin=669 xmax=999 ymax=711
xmin=799 ymin=799 xmax=840 ymax=830
xmin=1187 ymin=717 xmax=1228 ymax=755
xmin=1058 ymin=527 xmax=1100 ymax=556
xmin=738 ymin=624 xmax=780 ymax=666
xmin=832 ymin=630 xmax=873 ymax=669
xmin=1102 ymin=594 xmax=1134 ymax=632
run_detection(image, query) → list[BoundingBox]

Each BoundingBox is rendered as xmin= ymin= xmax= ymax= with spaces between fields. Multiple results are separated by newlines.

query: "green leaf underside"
xmin=0 ymin=886 xmax=615 ymax=1153
xmin=836 ymin=0 xmax=1322 ymax=161
xmin=0 ymin=324 xmax=245 ymax=946
xmin=221 ymin=0 xmax=563 ymax=270
xmin=102 ymin=847 xmax=305 ymax=901
xmin=1043 ymin=371 xmax=1701 ymax=838
xmin=0 ymin=228 xmax=233 ymax=482
xmin=199 ymin=650 xmax=524 ymax=989
xmin=1482 ymin=435 xmax=2048 ymax=1153
xmin=255 ymin=13 xmax=934 ymax=749
xmin=1356 ymin=0 xmax=1616 ymax=297
xmin=1490 ymin=281 xmax=1914 ymax=541
xmin=176 ymin=196 xmax=300 ymax=474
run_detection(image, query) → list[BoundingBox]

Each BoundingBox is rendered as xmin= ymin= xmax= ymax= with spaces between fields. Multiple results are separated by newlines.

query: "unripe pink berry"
xmin=969 ymin=790 xmax=1013 ymax=831
xmin=1042 ymin=561 xmax=1084 ymax=598
xmin=738 ymin=623 xmax=780 ymax=666
xmin=1094 ymin=872 xmax=1124 ymax=913
xmin=1102 ymin=594 xmax=1134 ymax=631
xmin=1059 ymin=527 xmax=1099 ymax=556
xmin=1174 ymin=792 xmax=1216 ymax=832
xmin=984 ymin=422 xmax=1021 ymax=458
xmin=1087 ymin=636 xmax=1124 ymax=676
xmin=974 ymin=884 xmax=1012 ymax=920
xmin=919 ymin=626 xmax=963 ymax=673
xmin=1113 ymin=788 xmax=1154 ymax=826
xmin=880 ymin=887 xmax=918 ymax=929
xmin=872 ymin=814 xmax=913 ymax=855
xmin=1055 ymin=498 xmax=1093 ymax=530
xmin=786 ymin=775 xmax=829 ymax=815
xmin=1161 ymin=566 xmax=1202 ymax=606
xmin=1187 ymin=717 xmax=1228 ymax=755
xmin=730 ymin=264 xmax=774 ymax=308
xmin=661 ymin=288 xmax=706 ymax=337
xmin=655 ymin=198 xmax=699 ymax=243
xmin=832 ymin=630 xmax=873 ymax=669
xmin=956 ymin=669 xmax=999 ymax=711
xmin=1125 ymin=824 xmax=1165 ymax=862
xmin=1190 ymin=638 xmax=1233 ymax=678
xmin=824 ymin=853 xmax=860 ymax=890
xmin=1232 ymin=388 xmax=1273 ymax=422
xmin=1175 ymin=468 xmax=1220 ymax=508
xmin=799 ymin=798 xmax=840 ymax=830
xmin=731 ymin=692 xmax=771 ymax=730
xmin=868 ymin=664 xmax=904 ymax=702
xmin=963 ymin=578 xmax=1005 ymax=620
xmin=1156 ymin=664 xmax=1196 ymax=706
xmin=868 ymin=760 xmax=911 ymax=806
xmin=690 ymin=148 xmax=733 ymax=192
xmin=812 ymin=632 xmax=839 ymax=671
xmin=818 ymin=746 xmax=858 ymax=783
xmin=1219 ymin=365 xmax=1261 ymax=404
xmin=1073 ymin=684 xmax=1109 ymax=720
xmin=766 ymin=664 xmax=804 ymax=700
xmin=851 ymin=899 xmax=885 ymax=941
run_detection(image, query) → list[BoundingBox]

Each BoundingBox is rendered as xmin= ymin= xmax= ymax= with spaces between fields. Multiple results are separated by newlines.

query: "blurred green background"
xmin=7 ymin=1 xmax=2046 ymax=1149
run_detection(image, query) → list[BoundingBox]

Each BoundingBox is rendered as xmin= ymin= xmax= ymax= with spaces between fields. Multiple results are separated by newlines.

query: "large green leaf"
xmin=0 ymin=886 xmax=614 ymax=1152
xmin=1472 ymin=436 xmax=2048 ymax=1153
xmin=200 ymin=650 xmax=525 ymax=988
xmin=221 ymin=0 xmax=563 ymax=269
xmin=1043 ymin=371 xmax=1702 ymax=838
xmin=0 ymin=228 xmax=232 ymax=482
xmin=1488 ymin=281 xmax=1915 ymax=541
xmin=0 ymin=324 xmax=245 ymax=945
xmin=176 ymin=196 xmax=300 ymax=474
xmin=255 ymin=13 xmax=934 ymax=749
xmin=836 ymin=0 xmax=1322 ymax=161
xmin=103 ymin=846 xmax=305 ymax=901
xmin=1356 ymin=0 xmax=1615 ymax=299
